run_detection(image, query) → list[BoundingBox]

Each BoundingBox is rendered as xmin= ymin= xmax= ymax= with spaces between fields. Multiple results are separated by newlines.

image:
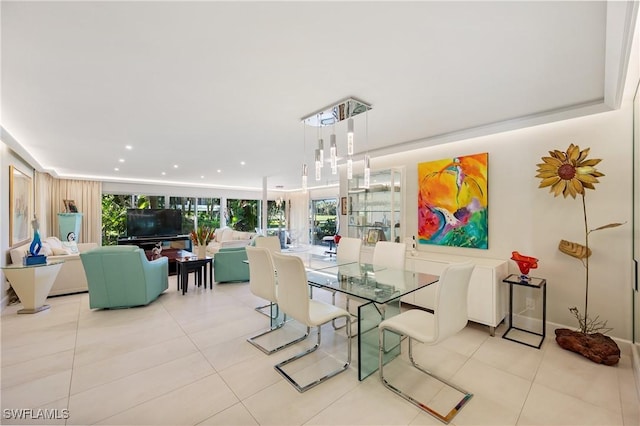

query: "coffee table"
xmin=176 ymin=255 xmax=213 ymax=295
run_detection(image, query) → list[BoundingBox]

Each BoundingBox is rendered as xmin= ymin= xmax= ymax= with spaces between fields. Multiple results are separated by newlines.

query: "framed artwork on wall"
xmin=9 ymin=165 xmax=32 ymax=246
xmin=417 ymin=152 xmax=489 ymax=249
xmin=341 ymin=197 xmax=347 ymax=215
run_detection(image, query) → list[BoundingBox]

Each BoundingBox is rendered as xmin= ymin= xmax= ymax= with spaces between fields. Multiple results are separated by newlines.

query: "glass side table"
xmin=1 ymin=261 xmax=64 ymax=314
xmin=502 ymin=273 xmax=546 ymax=349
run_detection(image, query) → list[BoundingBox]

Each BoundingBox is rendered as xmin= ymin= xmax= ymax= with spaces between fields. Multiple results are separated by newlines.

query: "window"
xmin=196 ymin=197 xmax=221 ymax=229
xmin=226 ymin=199 xmax=258 ymax=232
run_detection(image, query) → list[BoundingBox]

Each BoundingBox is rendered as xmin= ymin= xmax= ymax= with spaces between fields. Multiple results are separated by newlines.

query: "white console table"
xmin=360 ymin=247 xmax=508 ymax=335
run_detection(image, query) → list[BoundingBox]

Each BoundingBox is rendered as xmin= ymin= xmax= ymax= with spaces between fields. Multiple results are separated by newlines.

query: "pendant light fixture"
xmin=330 ymin=132 xmax=338 ymax=175
xmin=315 ymin=148 xmax=322 ymax=181
xmin=302 ymin=163 xmax=308 ymax=192
xmin=317 ymin=114 xmax=324 ymax=167
xmin=346 ymin=117 xmax=354 ymax=179
xmin=363 ymin=110 xmax=370 ymax=189
xmin=301 ymin=97 xmax=371 ymax=184
xmin=302 ymin=121 xmax=308 ymax=192
xmin=347 ymin=118 xmax=354 ymax=155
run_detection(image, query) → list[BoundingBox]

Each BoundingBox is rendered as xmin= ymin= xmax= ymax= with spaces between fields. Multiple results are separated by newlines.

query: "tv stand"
xmin=117 ymin=235 xmax=191 ymax=250
xmin=118 ymin=235 xmax=192 ymax=276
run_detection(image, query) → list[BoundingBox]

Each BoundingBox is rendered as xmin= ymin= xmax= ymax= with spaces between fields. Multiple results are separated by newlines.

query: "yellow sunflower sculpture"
xmin=536 ymin=143 xmax=604 ymax=198
xmin=535 ymin=143 xmax=623 ymax=336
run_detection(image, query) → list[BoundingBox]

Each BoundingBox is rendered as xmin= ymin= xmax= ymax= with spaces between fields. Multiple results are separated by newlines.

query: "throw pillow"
xmin=51 ymin=247 xmax=71 ymax=256
xmin=44 ymin=236 xmax=63 ymax=249
xmin=62 ymin=241 xmax=79 ymax=254
xmin=40 ymin=242 xmax=53 ymax=256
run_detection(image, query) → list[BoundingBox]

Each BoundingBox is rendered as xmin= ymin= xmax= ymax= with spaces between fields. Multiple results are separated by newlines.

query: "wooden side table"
xmin=502 ymin=273 xmax=546 ymax=349
xmin=176 ymin=256 xmax=213 ymax=295
xmin=2 ymin=261 xmax=64 ymax=313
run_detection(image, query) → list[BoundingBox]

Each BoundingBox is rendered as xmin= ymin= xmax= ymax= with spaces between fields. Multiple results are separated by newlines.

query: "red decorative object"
xmin=334 ymin=234 xmax=342 ymax=244
xmin=511 ymin=251 xmax=538 ymax=279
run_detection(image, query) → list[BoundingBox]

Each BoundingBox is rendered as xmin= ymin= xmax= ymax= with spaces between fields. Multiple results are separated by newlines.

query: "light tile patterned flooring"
xmin=1 ymin=263 xmax=639 ymax=425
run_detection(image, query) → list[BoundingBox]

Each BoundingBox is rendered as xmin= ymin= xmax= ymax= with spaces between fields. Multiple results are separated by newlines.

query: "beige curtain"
xmin=287 ymin=191 xmax=310 ymax=246
xmin=35 ymin=172 xmax=102 ymax=244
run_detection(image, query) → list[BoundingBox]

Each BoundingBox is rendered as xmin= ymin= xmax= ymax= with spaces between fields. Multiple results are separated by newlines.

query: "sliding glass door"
xmin=309 ymin=198 xmax=337 ymax=246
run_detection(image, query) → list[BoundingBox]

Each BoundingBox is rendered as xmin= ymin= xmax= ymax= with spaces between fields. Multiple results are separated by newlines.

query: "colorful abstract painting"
xmin=418 ymin=153 xmax=488 ymax=249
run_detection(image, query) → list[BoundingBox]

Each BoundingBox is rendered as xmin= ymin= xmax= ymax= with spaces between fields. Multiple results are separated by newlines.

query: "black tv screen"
xmin=126 ymin=209 xmax=183 ymax=237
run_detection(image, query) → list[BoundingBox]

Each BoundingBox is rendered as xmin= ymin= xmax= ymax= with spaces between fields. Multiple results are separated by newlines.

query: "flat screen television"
xmin=126 ymin=209 xmax=183 ymax=238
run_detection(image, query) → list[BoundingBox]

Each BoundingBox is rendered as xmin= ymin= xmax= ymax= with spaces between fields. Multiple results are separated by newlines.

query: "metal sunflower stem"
xmin=581 ymin=193 xmax=589 ymax=334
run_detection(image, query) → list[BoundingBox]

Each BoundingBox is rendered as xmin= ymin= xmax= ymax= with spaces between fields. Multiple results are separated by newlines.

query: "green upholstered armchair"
xmin=213 ymin=247 xmax=249 ymax=283
xmin=80 ymin=245 xmax=168 ymax=309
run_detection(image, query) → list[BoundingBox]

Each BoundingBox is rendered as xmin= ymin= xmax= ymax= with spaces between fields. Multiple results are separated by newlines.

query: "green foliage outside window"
xmin=101 ymin=194 xmax=131 ymax=245
xmin=227 ymin=199 xmax=258 ymax=232
xmin=267 ymin=200 xmax=286 ymax=228
xmin=197 ymin=198 xmax=221 ymax=229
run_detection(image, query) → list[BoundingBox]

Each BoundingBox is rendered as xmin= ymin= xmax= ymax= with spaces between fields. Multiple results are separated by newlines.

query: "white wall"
xmin=1 ymin=142 xmax=35 ymax=307
xmin=368 ymin=103 xmax=634 ymax=340
xmin=103 ymin=181 xmax=265 ymax=200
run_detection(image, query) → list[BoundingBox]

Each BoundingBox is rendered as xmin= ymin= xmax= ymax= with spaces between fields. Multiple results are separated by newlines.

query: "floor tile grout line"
xmin=65 ymin=298 xmax=82 ymax=426
xmin=71 ymin=298 xmax=221 ymax=425
xmin=64 ymin=297 xmax=200 ymax=398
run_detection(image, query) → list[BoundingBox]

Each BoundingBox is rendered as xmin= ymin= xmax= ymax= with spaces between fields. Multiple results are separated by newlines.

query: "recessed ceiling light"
xmin=217 ymin=169 xmax=222 ymax=173
xmin=240 ymin=161 xmax=246 ymax=166
xmin=173 ymin=164 xmax=179 ymax=168
xmin=114 ymin=167 xmax=119 ymax=171
xmin=118 ymin=158 xmax=125 ymax=163
xmin=125 ymin=145 xmax=133 ymax=150
xmin=161 ymin=172 xmax=166 ymax=176
xmin=200 ymin=175 xmax=204 ymax=179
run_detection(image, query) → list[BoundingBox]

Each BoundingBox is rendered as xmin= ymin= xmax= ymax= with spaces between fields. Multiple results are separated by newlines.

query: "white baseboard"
xmin=511 ymin=312 xmax=545 ymax=333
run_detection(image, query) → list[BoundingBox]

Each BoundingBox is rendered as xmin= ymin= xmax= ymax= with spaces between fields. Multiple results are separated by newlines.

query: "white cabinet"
xmin=404 ymin=252 xmax=508 ymax=336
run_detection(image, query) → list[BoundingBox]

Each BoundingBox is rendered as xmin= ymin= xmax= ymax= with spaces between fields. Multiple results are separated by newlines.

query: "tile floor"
xmin=1 ymin=262 xmax=639 ymax=426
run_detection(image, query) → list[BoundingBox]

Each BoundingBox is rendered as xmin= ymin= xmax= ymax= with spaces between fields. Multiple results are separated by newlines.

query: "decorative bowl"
xmin=511 ymin=251 xmax=538 ymax=279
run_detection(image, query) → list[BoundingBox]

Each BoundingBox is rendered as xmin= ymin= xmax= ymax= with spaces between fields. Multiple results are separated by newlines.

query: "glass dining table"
xmin=290 ymin=252 xmax=440 ymax=380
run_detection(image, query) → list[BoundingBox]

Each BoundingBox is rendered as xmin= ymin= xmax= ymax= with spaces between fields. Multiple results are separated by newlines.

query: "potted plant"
xmin=189 ymin=226 xmax=215 ymax=258
xmin=535 ymin=143 xmax=624 ymax=365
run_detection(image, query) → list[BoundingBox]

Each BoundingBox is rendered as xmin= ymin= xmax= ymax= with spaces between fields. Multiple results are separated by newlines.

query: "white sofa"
xmin=9 ymin=236 xmax=98 ymax=296
xmin=206 ymin=227 xmax=256 ymax=256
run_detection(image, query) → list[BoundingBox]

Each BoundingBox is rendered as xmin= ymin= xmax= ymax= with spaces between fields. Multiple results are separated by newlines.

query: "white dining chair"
xmin=254 ymin=235 xmax=281 ymax=254
xmin=245 ymin=246 xmax=308 ymax=354
xmin=341 ymin=240 xmax=406 ymax=319
xmin=271 ymin=252 xmax=352 ymax=392
xmin=250 ymin=236 xmax=282 ymax=316
xmin=333 ymin=237 xmax=362 ymax=327
xmin=336 ymin=237 xmax=362 ymax=263
xmin=372 ymin=241 xmax=406 ymax=269
xmin=378 ymin=261 xmax=475 ymax=424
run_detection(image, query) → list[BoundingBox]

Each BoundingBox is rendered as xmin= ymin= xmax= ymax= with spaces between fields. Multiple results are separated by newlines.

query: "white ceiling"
xmin=1 ymin=1 xmax=637 ymax=191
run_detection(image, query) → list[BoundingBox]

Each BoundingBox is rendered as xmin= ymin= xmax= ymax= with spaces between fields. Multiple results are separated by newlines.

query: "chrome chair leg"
xmin=331 ymin=293 xmax=360 ymax=334
xmin=275 ymin=316 xmax=352 ymax=392
xmin=255 ymin=302 xmax=279 ymax=319
xmin=247 ymin=318 xmax=309 ymax=355
xmin=378 ymin=330 xmax=473 ymax=424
